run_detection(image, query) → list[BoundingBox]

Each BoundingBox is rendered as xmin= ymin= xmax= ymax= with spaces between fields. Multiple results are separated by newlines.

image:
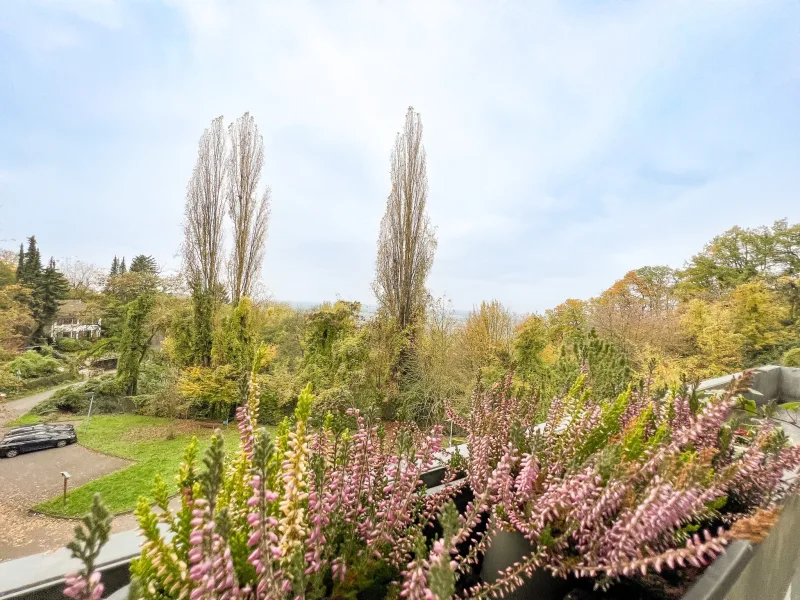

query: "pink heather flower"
xmin=63 ymin=572 xmax=103 ymax=600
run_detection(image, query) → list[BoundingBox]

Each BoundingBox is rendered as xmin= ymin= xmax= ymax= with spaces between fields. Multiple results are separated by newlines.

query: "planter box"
xmin=4 ymin=468 xmax=799 ymax=600
xmin=477 ymin=526 xmax=760 ymax=600
xmin=480 ymin=529 xmax=573 ymax=600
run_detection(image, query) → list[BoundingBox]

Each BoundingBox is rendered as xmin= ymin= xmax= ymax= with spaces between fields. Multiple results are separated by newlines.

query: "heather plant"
xmin=73 ymin=344 xmax=457 ymax=600
xmin=64 ymin=494 xmax=112 ymax=600
xmin=66 ymin=350 xmax=799 ymax=599
xmin=431 ymin=370 xmax=800 ymax=597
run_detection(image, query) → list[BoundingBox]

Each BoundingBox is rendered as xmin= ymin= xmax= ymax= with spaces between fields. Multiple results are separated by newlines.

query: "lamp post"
xmin=61 ymin=471 xmax=71 ymax=504
xmin=83 ymin=393 xmax=95 ymax=434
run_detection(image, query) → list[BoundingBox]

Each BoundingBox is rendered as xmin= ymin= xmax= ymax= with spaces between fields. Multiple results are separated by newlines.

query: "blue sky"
xmin=1 ymin=0 xmax=799 ymax=313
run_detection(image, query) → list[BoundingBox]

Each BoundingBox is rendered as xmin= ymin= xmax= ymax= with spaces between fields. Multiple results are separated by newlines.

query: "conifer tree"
xmin=110 ymin=256 xmax=119 ymax=277
xmin=130 ymin=254 xmax=158 ymax=274
xmin=18 ymin=236 xmax=42 ymax=285
xmin=119 ymin=257 xmax=127 ymax=274
xmin=33 ymin=258 xmax=69 ymax=337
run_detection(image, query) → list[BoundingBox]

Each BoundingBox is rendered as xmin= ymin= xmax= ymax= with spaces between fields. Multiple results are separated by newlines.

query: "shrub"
xmin=132 ymin=364 xmax=183 ymax=418
xmin=0 ymin=370 xmax=22 ymax=395
xmin=7 ymin=350 xmax=61 ymax=379
xmin=37 ymin=375 xmax=125 ymax=415
xmin=177 ymin=364 xmax=239 ymax=420
xmin=783 ymin=347 xmax=800 ymax=367
xmin=136 ymin=360 xmax=172 ymax=395
xmin=56 ymin=338 xmax=92 ymax=353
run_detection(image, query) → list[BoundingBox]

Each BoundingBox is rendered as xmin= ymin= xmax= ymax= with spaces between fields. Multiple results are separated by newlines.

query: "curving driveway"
xmin=0 ymin=388 xmax=137 ymax=561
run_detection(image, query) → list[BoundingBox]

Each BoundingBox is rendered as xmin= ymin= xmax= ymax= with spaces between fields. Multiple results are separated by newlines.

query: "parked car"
xmin=3 ymin=423 xmax=75 ymax=438
xmin=0 ymin=424 xmax=78 ymax=458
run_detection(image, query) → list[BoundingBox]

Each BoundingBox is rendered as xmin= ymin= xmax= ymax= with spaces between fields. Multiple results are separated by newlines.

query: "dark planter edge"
xmin=475 ymin=510 xmax=758 ymax=600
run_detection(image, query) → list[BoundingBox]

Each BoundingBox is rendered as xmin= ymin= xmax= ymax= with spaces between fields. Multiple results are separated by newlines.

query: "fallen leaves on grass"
xmin=118 ymin=419 xmax=214 ymax=442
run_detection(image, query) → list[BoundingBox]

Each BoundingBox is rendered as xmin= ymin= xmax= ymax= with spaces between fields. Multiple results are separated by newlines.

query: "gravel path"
xmin=0 ymin=386 xmax=151 ymax=562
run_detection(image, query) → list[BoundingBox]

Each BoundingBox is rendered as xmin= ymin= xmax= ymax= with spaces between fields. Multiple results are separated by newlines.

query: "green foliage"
xmin=213 ymin=297 xmax=258 ymax=403
xmin=0 ymin=259 xmax=15 ymax=287
xmin=783 ymin=347 xmax=800 ymax=367
xmin=258 ymin=361 xmax=299 ymax=424
xmin=514 ymin=314 xmax=548 ymax=380
xmin=36 ymin=374 xmax=125 ymax=414
xmin=0 ymin=284 xmax=36 ymax=352
xmin=620 ymin=402 xmax=654 ymax=461
xmin=548 ymin=329 xmax=632 ymax=403
xmin=13 ymin=238 xmax=70 ymax=340
xmin=191 ymin=287 xmax=214 ymax=366
xmin=130 ymin=255 xmax=158 ymax=274
xmin=178 ymin=364 xmax=239 ymax=419
xmin=56 ymin=337 xmax=92 ymax=353
xmin=34 ymin=258 xmax=70 ymax=335
xmin=7 ymin=350 xmax=61 ymax=378
xmin=109 ymin=256 xmax=119 ymax=277
xmin=575 ymin=386 xmax=631 ymax=465
xmin=117 ymin=293 xmax=156 ymax=395
xmin=297 ymin=300 xmax=380 ymax=419
xmin=0 ymin=369 xmax=23 ymax=394
xmin=399 ymin=297 xmax=470 ymax=425
xmin=17 ymin=236 xmax=42 ymax=285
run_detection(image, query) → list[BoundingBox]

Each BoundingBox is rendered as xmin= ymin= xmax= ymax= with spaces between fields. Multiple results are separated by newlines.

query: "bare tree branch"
xmin=227 ymin=112 xmax=270 ymax=305
xmin=57 ymin=257 xmax=106 ymax=297
xmin=182 ymin=115 xmax=227 ymax=295
xmin=373 ymin=106 xmax=436 ymax=332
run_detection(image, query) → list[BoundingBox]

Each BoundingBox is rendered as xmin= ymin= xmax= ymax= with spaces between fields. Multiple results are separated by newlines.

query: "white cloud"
xmin=1 ymin=0 xmax=798 ymax=311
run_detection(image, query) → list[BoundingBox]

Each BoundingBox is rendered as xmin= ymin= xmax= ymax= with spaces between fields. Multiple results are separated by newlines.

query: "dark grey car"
xmin=1 ymin=424 xmax=78 ymax=458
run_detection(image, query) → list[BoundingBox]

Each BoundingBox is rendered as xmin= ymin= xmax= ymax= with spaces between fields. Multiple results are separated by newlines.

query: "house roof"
xmin=57 ymin=299 xmax=89 ymax=317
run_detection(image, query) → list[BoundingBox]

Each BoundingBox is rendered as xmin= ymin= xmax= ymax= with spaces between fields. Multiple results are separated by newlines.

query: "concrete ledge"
xmin=0 ymin=525 xmax=170 ymax=600
xmin=781 ymin=367 xmax=800 ymax=402
xmin=696 ymin=365 xmax=782 ymax=405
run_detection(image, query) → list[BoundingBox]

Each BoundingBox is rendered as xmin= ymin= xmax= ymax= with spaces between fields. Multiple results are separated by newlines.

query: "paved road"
xmin=0 ymin=385 xmax=71 ymax=429
xmin=0 ymin=385 xmax=139 ymax=562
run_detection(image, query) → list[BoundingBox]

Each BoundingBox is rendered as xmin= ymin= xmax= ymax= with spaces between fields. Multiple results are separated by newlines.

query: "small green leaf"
xmin=779 ymin=402 xmax=800 ymax=411
xmin=738 ymin=398 xmax=758 ymax=413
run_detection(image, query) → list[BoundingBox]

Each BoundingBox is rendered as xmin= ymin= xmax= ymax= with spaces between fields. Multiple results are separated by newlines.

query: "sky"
xmin=1 ymin=0 xmax=799 ymax=314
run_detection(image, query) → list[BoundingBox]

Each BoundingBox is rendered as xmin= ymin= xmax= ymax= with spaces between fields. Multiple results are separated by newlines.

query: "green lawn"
xmin=9 ymin=412 xmax=45 ymax=426
xmin=34 ymin=414 xmax=267 ymax=518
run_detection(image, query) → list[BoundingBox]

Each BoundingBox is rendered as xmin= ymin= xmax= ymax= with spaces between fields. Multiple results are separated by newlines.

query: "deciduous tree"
xmin=0 ymin=284 xmax=35 ymax=351
xmin=373 ymin=106 xmax=436 ymax=335
xmin=183 ymin=116 xmax=228 ymax=366
xmin=58 ymin=257 xmax=105 ymax=299
xmin=461 ymin=299 xmax=515 ymax=383
xmin=116 ymin=293 xmax=156 ymax=395
xmin=227 ymin=112 xmax=270 ymax=305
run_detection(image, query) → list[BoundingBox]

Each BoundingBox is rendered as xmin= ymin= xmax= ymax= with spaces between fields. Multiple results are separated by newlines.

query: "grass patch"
xmin=33 ymin=414 xmax=268 ymax=518
xmin=7 ymin=413 xmax=45 ymax=426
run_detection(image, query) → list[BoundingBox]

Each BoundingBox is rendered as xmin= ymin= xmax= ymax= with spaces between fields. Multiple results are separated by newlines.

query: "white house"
xmin=50 ymin=300 xmax=102 ymax=340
